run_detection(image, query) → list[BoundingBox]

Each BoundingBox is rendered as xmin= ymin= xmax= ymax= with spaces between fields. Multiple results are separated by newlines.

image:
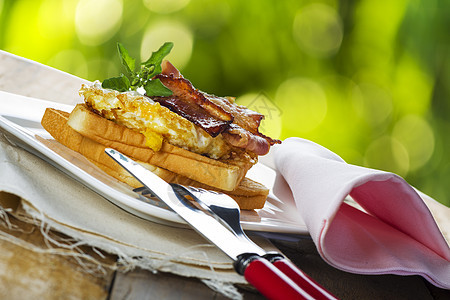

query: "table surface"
xmin=1 ymin=50 xmax=449 ymax=299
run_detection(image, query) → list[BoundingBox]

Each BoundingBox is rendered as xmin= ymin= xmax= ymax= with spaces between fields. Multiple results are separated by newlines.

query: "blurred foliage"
xmin=0 ymin=0 xmax=449 ymax=206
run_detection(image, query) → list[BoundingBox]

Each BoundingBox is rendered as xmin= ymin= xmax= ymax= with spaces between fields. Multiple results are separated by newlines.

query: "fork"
xmin=134 ymin=185 xmax=337 ymax=300
xmin=181 ymin=186 xmax=258 ymax=245
xmin=134 ymin=186 xmax=255 ymax=244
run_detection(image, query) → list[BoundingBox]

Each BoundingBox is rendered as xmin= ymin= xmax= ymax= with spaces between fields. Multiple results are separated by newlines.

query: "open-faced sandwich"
xmin=41 ymin=42 xmax=281 ymax=210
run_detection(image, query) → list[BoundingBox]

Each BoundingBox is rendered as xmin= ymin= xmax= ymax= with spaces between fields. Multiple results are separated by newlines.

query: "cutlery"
xmin=135 ymin=185 xmax=337 ymax=300
xmin=171 ymin=186 xmax=337 ymax=300
xmin=105 ymin=148 xmax=337 ymax=300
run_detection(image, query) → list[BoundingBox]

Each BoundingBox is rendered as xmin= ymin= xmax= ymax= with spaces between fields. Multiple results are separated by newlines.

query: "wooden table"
xmin=1 ymin=50 xmax=449 ymax=299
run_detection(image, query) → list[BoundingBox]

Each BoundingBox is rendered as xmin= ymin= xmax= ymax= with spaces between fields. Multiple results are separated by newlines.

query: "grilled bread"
xmin=41 ymin=107 xmax=269 ymax=209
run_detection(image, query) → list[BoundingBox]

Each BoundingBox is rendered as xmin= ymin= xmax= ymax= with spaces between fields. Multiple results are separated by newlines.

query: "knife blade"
xmin=105 ymin=148 xmax=335 ymax=300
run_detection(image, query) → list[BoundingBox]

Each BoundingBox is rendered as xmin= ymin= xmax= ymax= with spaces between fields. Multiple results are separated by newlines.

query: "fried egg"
xmin=79 ymin=82 xmax=231 ymax=159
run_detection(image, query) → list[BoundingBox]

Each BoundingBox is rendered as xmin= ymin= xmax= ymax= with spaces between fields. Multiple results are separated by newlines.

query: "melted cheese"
xmin=79 ymin=82 xmax=231 ymax=159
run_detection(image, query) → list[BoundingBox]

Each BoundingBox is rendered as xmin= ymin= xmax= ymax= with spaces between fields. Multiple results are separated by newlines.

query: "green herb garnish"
xmin=102 ymin=42 xmax=174 ymax=96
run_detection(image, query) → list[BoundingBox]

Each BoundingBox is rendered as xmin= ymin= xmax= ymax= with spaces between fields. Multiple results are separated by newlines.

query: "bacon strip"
xmin=154 ymin=61 xmax=281 ymax=155
xmin=222 ymin=124 xmax=271 ymax=155
xmin=161 ymin=60 xmax=181 ymax=77
xmin=204 ymin=93 xmax=263 ymax=133
xmin=153 ymin=95 xmax=232 ymax=137
xmin=156 ymin=74 xmax=233 ymax=123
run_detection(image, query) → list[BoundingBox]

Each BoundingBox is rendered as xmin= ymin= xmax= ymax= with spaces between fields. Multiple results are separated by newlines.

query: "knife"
xmin=177 ymin=185 xmax=338 ymax=300
xmin=105 ymin=148 xmax=337 ymax=300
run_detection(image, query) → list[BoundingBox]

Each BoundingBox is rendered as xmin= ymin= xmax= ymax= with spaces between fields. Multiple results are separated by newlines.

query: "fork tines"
xmin=133 ymin=186 xmax=156 ymax=197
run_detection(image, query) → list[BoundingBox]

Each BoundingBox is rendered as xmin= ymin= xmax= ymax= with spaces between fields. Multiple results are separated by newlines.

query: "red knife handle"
xmin=269 ymin=256 xmax=338 ymax=300
xmin=235 ymin=253 xmax=312 ymax=300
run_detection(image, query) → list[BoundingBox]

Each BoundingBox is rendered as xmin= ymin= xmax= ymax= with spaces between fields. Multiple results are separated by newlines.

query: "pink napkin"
xmin=273 ymin=137 xmax=450 ymax=289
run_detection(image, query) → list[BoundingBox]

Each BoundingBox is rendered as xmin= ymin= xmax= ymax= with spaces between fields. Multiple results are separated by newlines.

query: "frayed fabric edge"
xmin=201 ymin=279 xmax=243 ymax=300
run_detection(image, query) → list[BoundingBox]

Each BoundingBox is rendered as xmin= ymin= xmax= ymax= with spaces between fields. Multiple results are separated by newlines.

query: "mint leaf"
xmin=142 ymin=42 xmax=173 ymax=78
xmin=117 ymin=43 xmax=135 ymax=75
xmin=144 ymin=79 xmax=173 ymax=97
xmin=102 ymin=42 xmax=173 ymax=96
xmin=102 ymin=74 xmax=130 ymax=92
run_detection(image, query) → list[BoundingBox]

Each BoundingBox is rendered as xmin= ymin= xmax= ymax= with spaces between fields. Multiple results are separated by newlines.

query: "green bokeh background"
xmin=1 ymin=0 xmax=449 ymax=206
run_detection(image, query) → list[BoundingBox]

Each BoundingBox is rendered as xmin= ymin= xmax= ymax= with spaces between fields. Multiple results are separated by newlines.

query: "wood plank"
xmin=110 ymin=268 xmax=264 ymax=300
xmin=0 ymin=192 xmax=115 ymax=299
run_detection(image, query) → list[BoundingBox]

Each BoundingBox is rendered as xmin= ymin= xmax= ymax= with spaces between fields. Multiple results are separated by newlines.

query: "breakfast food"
xmin=41 ymin=42 xmax=280 ymax=209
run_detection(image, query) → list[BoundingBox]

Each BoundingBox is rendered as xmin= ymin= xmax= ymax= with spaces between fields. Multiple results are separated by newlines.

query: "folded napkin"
xmin=273 ymin=137 xmax=450 ymax=289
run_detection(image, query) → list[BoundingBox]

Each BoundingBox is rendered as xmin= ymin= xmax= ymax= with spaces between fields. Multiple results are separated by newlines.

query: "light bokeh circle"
xmin=293 ymin=3 xmax=343 ymax=58
xmin=143 ymin=0 xmax=190 ymax=14
xmin=392 ymin=115 xmax=434 ymax=171
xmin=75 ymin=0 xmax=123 ymax=46
xmin=275 ymin=77 xmax=328 ymax=134
xmin=141 ymin=21 xmax=193 ymax=70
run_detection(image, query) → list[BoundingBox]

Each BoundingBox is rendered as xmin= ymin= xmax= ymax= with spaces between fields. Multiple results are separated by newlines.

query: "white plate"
xmin=0 ymin=90 xmax=308 ymax=235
